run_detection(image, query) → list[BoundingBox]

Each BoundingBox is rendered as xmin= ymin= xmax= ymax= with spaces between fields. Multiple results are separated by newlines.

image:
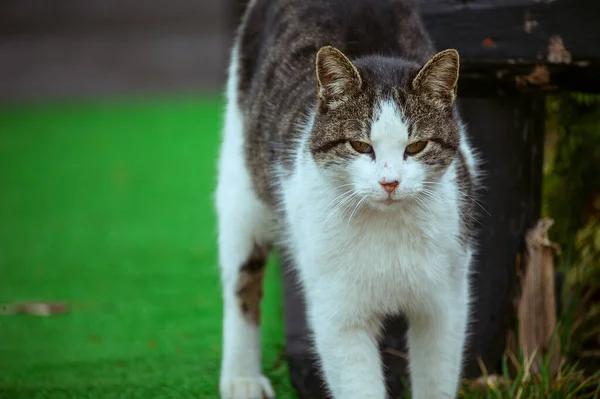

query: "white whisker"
xmin=422 ymin=181 xmax=490 ymax=216
xmin=323 ymin=191 xmax=360 ymax=225
xmin=321 ymin=187 xmax=355 ymax=215
xmin=346 ymin=196 xmax=367 ymax=229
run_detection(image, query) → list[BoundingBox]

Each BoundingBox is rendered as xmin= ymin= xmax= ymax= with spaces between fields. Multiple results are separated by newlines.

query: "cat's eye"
xmin=405 ymin=140 xmax=427 ymax=156
xmin=349 ymin=140 xmax=373 ymax=154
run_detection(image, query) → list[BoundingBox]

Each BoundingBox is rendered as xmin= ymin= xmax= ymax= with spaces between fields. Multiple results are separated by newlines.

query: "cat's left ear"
xmin=316 ymin=46 xmax=362 ymax=106
xmin=412 ymin=49 xmax=459 ymax=104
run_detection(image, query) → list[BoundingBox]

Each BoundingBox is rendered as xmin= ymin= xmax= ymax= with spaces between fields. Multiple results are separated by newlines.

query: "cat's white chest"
xmin=290 ymin=205 xmax=460 ymax=315
xmin=282 ymin=153 xmax=465 ymax=317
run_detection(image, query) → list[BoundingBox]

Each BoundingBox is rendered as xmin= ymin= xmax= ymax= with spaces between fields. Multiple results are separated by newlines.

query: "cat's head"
xmin=309 ymin=46 xmax=461 ymax=211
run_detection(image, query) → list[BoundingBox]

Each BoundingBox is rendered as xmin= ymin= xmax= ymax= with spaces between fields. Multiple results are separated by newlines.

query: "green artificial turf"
xmin=0 ymin=97 xmax=296 ymax=399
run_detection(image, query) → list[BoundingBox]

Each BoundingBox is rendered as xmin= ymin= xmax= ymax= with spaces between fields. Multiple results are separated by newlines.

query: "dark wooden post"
xmin=280 ymin=0 xmax=600 ymax=397
xmin=449 ymin=93 xmax=546 ymax=377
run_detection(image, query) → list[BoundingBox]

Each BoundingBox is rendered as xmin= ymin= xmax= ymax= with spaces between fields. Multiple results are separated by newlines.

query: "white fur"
xmin=217 ymin=53 xmax=475 ymax=398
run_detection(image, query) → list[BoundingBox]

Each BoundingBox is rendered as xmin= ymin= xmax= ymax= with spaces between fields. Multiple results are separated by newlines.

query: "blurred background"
xmin=0 ymin=1 xmax=598 ymax=398
xmin=0 ymin=2 xmax=288 ymax=398
xmin=0 ymin=0 xmax=231 ymax=101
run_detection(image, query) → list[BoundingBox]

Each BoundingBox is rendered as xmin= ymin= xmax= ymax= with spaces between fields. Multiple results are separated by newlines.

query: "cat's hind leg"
xmin=216 ymin=52 xmax=275 ymax=399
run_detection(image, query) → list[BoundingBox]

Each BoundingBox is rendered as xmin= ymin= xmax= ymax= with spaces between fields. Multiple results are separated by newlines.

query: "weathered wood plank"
xmin=454 ymin=62 xmax=600 ymax=96
xmin=421 ymin=0 xmax=600 ymax=62
xmin=420 ymin=0 xmax=600 ymax=93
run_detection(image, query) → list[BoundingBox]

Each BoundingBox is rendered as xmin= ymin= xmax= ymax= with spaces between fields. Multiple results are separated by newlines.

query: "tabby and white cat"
xmin=216 ymin=0 xmax=480 ymax=398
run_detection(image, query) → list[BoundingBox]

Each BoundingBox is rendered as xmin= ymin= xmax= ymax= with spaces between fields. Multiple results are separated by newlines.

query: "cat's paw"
xmin=219 ymin=376 xmax=275 ymax=399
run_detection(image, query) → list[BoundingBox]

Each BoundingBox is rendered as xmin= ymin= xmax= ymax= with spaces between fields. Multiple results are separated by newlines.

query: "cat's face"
xmin=309 ymin=47 xmax=460 ymax=211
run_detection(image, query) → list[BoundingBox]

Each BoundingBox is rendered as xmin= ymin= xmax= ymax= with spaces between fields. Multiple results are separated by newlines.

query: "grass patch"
xmin=0 ymin=97 xmax=294 ymax=399
xmin=0 ymin=96 xmax=597 ymax=398
xmin=458 ymin=354 xmax=600 ymax=399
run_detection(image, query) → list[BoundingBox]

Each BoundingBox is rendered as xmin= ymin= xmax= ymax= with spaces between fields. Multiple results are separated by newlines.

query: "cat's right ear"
xmin=316 ymin=46 xmax=362 ymax=107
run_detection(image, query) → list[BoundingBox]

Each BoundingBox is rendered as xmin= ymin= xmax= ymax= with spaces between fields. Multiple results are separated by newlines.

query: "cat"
xmin=216 ymin=0 xmax=480 ymax=398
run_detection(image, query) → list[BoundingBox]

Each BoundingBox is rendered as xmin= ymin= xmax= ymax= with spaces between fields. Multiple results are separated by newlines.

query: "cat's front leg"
xmin=306 ymin=292 xmax=387 ymax=399
xmin=406 ymin=274 xmax=470 ymax=399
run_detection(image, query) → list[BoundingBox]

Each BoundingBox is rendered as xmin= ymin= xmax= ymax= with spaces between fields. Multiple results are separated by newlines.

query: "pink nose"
xmin=380 ymin=180 xmax=399 ymax=193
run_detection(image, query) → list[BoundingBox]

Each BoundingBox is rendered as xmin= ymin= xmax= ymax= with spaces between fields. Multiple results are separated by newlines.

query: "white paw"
xmin=220 ymin=376 xmax=275 ymax=399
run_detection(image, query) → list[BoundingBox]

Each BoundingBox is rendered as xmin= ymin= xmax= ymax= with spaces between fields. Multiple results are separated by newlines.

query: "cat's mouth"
xmin=375 ymin=197 xmax=402 ymax=205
